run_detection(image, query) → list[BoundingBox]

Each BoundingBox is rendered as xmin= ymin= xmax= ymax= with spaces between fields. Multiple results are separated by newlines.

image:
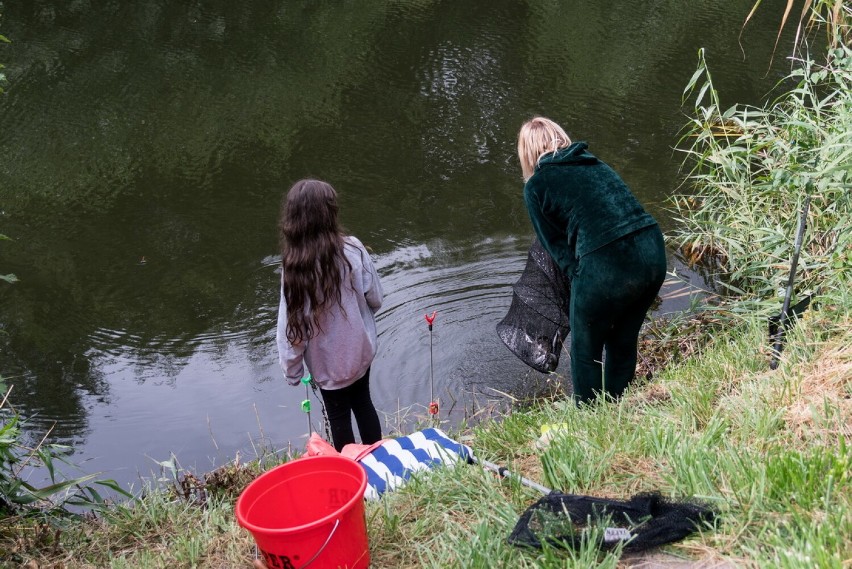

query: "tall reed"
xmin=672 ymin=13 xmax=851 ymax=322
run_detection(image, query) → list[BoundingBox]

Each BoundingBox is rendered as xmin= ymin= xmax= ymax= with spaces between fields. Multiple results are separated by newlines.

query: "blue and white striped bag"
xmin=358 ymin=428 xmax=473 ymax=500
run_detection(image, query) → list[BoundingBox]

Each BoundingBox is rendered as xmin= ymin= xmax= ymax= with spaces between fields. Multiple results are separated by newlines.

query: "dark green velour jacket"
xmin=523 ymin=142 xmax=657 ymax=278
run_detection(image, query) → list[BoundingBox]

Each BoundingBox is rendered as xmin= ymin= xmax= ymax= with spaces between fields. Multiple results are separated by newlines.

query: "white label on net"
xmin=604 ymin=527 xmax=633 ymax=543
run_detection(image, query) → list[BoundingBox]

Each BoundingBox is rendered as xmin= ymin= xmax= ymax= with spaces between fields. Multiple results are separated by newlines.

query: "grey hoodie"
xmin=276 ymin=236 xmax=383 ymax=390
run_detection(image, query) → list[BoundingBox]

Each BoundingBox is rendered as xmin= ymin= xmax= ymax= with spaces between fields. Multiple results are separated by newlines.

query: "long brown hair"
xmin=279 ymin=179 xmax=350 ymax=344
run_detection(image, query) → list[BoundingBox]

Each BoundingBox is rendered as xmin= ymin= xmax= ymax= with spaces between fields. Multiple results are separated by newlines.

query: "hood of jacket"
xmin=537 ymin=141 xmax=598 ymax=169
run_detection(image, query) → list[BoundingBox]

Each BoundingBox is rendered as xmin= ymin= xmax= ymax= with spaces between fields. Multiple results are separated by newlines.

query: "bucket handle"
xmin=254 ymin=519 xmax=341 ymax=569
xmin=300 ymin=519 xmax=340 ymax=568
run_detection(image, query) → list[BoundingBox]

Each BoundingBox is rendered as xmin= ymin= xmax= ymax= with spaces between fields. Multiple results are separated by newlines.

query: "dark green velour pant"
xmin=569 ymin=225 xmax=667 ymax=403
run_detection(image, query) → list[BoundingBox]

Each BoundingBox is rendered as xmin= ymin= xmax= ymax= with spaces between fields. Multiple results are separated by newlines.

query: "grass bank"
xmin=5 ymin=309 xmax=849 ymax=568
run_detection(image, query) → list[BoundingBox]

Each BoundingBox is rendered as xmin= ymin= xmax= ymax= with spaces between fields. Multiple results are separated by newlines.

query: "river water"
xmin=0 ymin=1 xmax=794 ymax=488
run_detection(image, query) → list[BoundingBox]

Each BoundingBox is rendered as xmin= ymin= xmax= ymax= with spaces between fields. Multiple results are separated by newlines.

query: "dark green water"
xmin=0 ymin=1 xmax=794 ymax=486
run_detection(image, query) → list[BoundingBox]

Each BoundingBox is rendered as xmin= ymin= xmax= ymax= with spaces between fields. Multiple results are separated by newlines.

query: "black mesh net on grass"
xmin=497 ymin=239 xmax=571 ymax=373
xmin=508 ymin=491 xmax=716 ymax=553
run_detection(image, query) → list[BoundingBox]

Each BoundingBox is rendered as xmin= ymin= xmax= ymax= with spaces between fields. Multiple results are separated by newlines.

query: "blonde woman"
xmin=518 ymin=117 xmax=666 ymax=403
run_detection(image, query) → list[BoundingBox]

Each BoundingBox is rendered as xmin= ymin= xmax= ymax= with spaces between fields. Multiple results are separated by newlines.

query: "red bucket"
xmin=236 ymin=455 xmax=369 ymax=569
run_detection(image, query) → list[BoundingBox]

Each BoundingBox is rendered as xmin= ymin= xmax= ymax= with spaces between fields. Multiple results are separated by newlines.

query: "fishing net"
xmin=508 ymin=491 xmax=716 ymax=553
xmin=497 ymin=238 xmax=571 ymax=373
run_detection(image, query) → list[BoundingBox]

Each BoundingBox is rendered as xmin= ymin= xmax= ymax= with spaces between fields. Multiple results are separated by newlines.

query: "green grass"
xmin=365 ymin=314 xmax=850 ymax=568
xmin=4 ymin=299 xmax=849 ymax=569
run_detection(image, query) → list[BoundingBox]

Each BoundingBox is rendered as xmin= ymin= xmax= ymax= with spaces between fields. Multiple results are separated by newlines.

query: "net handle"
xmin=475 ymin=457 xmax=553 ymax=495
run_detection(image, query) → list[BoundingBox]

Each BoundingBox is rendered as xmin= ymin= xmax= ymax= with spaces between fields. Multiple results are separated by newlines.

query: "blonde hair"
xmin=517 ymin=117 xmax=572 ymax=181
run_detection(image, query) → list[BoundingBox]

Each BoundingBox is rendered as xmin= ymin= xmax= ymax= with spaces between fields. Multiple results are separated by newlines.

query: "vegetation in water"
xmin=0 ymin=233 xmax=18 ymax=284
xmin=0 ymin=384 xmax=132 ymax=563
xmin=672 ymin=2 xmax=851 ymax=325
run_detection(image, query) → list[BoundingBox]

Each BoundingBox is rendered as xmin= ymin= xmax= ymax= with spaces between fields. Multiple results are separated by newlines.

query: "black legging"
xmin=570 ymin=225 xmax=667 ymax=403
xmin=319 ymin=368 xmax=382 ymax=451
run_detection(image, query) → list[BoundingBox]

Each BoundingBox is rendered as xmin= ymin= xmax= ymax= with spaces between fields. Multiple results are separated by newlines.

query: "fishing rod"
xmin=769 ymin=195 xmax=811 ymax=370
xmin=424 ymin=311 xmax=439 ymax=420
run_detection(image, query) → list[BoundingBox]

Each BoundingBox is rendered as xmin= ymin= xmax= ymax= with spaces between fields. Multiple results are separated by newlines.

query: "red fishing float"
xmin=424 ymin=311 xmax=436 ymax=329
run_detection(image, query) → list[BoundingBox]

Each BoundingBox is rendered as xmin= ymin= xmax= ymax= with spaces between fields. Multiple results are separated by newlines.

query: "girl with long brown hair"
xmin=276 ymin=179 xmax=383 ymax=451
